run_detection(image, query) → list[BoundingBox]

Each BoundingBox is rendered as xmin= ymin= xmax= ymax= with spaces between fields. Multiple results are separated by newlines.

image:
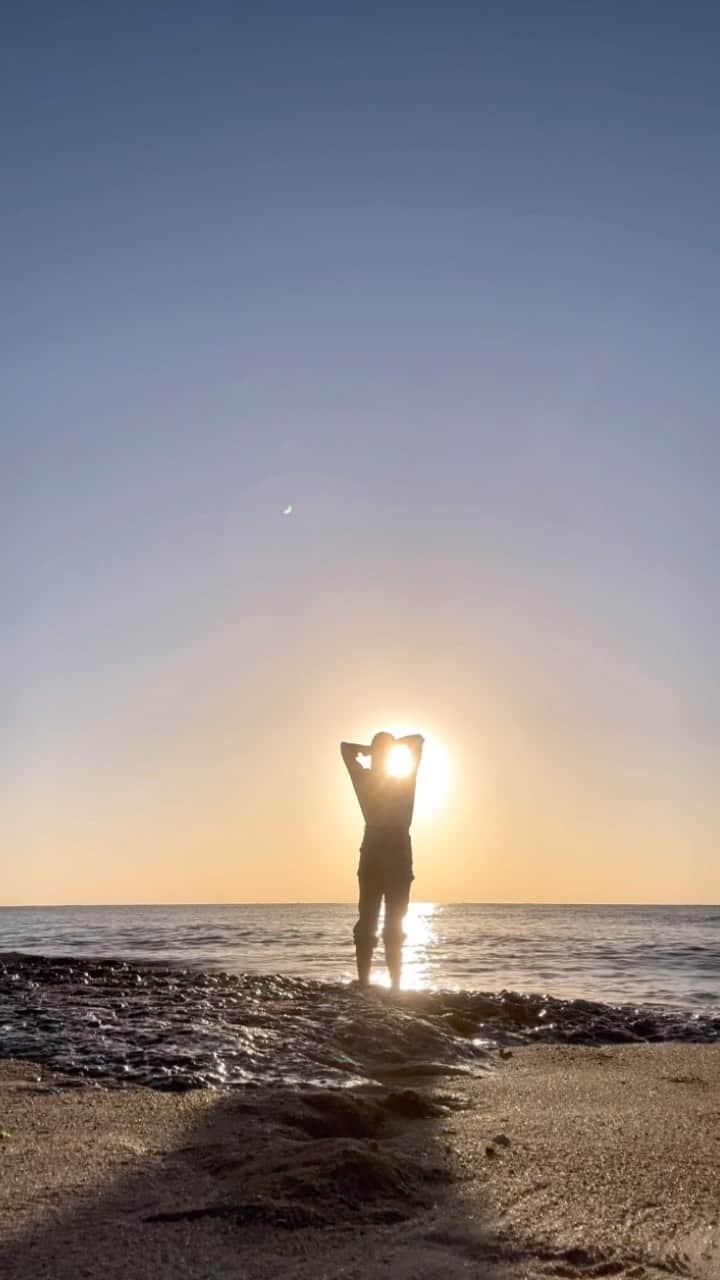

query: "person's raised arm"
xmin=396 ymin=733 xmax=425 ymax=772
xmin=340 ymin=741 xmax=370 ymax=779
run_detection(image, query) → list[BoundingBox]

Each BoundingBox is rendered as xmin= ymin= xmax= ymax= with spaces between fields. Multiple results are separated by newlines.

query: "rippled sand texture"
xmin=1 ymin=1046 xmax=718 ymax=1279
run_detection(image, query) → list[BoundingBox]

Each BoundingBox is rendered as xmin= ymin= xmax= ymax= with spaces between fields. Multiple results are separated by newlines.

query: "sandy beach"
xmin=1 ymin=1044 xmax=718 ymax=1279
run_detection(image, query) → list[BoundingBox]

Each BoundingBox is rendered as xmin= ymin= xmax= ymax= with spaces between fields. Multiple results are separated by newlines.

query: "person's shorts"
xmin=354 ymin=827 xmax=413 ymax=945
xmin=357 ymin=827 xmax=414 ymax=890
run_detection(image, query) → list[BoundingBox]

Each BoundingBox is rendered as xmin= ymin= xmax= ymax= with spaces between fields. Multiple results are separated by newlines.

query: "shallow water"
xmin=1 ymin=902 xmax=717 ymax=1008
xmin=1 ymin=952 xmax=718 ymax=1092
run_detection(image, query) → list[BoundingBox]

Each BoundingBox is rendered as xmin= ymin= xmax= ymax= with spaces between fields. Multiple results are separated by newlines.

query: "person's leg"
xmin=353 ymin=873 xmax=382 ymax=986
xmin=383 ymin=878 xmax=411 ymax=991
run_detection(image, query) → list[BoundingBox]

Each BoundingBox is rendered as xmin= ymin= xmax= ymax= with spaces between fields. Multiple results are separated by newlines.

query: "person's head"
xmin=370 ymin=731 xmax=395 ymax=771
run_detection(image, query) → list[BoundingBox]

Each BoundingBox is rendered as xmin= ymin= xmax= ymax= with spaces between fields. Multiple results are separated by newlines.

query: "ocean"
xmin=1 ymin=903 xmax=718 ymax=1091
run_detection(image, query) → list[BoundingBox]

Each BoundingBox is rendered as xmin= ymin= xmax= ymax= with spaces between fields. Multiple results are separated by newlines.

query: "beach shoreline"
xmin=1 ymin=1044 xmax=718 ymax=1278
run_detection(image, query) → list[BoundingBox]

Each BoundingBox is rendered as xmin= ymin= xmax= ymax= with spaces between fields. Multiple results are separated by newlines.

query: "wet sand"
xmin=0 ymin=1045 xmax=718 ymax=1279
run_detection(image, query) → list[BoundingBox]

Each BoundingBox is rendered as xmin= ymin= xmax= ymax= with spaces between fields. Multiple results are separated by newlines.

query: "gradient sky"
xmin=3 ymin=1 xmax=718 ymax=906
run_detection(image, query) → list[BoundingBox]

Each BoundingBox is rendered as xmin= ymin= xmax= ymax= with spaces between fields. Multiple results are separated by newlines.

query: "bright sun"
xmin=382 ymin=733 xmax=451 ymax=819
xmin=386 ymin=744 xmax=413 ymax=778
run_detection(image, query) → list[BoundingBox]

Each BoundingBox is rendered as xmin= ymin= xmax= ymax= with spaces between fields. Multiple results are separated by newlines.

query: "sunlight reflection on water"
xmin=377 ymin=901 xmax=436 ymax=990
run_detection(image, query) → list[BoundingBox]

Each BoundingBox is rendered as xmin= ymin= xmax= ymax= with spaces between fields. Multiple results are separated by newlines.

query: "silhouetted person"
xmin=341 ymin=730 xmax=424 ymax=990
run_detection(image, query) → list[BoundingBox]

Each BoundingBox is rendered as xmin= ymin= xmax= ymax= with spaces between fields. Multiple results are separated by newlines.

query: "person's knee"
xmin=381 ymin=919 xmax=406 ymax=944
xmin=353 ymin=919 xmax=378 ymax=945
xmin=382 ymin=893 xmax=410 ymax=944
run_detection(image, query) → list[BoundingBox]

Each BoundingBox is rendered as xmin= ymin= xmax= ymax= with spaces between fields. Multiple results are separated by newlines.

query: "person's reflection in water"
xmin=340 ymin=730 xmax=425 ymax=991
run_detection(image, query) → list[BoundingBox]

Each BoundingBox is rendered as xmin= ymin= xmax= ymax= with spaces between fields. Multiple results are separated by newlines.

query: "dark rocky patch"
xmin=1 ymin=952 xmax=717 ymax=1092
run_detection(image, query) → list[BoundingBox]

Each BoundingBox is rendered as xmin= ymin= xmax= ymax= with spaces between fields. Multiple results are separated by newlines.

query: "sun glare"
xmin=379 ymin=729 xmax=451 ymax=820
xmin=386 ymin=744 xmax=413 ymax=778
xmin=415 ymin=736 xmax=451 ymax=820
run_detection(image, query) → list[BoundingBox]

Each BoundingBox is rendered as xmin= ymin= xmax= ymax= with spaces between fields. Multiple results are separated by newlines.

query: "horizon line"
xmin=1 ymin=900 xmax=717 ymax=910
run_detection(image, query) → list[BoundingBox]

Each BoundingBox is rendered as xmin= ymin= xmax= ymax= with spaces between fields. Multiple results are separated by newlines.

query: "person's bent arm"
xmin=341 ymin=741 xmax=370 ymax=778
xmin=396 ymin=734 xmax=425 ymax=771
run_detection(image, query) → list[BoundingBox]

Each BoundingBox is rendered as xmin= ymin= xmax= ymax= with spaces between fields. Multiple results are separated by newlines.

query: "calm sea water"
xmin=1 ymin=902 xmax=718 ymax=1009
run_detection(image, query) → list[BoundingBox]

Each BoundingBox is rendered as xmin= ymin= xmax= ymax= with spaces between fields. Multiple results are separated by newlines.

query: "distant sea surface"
xmin=1 ymin=904 xmax=718 ymax=1090
xmin=1 ymin=902 xmax=717 ymax=1007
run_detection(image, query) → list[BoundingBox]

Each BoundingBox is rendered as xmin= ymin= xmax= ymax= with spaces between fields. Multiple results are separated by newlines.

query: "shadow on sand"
xmin=0 ymin=1069 xmax=535 ymax=1280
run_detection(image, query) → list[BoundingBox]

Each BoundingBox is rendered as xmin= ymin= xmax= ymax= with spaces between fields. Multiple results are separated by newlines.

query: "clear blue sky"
xmin=3 ymin=1 xmax=718 ymax=904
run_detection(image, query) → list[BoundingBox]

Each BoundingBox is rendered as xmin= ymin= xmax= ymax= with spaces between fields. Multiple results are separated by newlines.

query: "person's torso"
xmin=352 ymin=770 xmax=416 ymax=831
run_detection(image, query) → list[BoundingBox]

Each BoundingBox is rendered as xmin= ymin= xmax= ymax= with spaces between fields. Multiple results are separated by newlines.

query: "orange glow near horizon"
xmin=4 ymin=708 xmax=717 ymax=907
